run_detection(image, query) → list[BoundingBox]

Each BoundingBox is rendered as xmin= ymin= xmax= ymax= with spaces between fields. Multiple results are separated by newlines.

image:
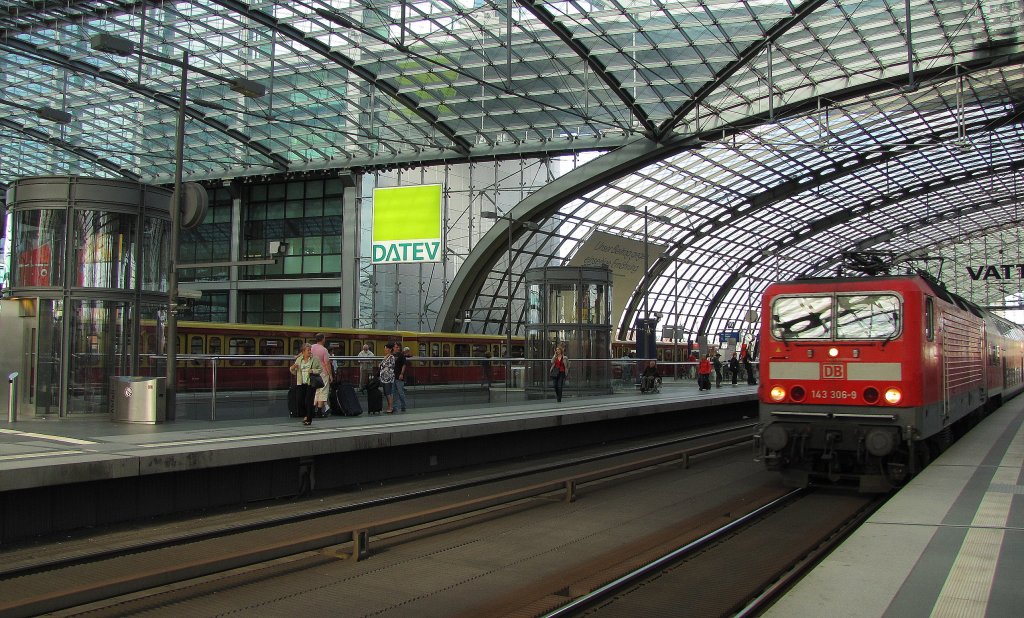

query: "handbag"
xmin=549 ymin=365 xmax=560 ymax=379
xmin=308 ymin=373 xmax=325 ymax=389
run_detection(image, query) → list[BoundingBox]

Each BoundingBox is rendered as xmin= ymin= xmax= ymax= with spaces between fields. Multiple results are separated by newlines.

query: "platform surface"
xmin=0 ymin=384 xmax=758 ymax=492
xmin=767 ymin=394 xmax=1024 ymax=617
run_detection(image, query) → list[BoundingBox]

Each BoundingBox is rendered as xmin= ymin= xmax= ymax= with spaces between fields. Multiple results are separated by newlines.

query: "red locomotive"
xmin=757 ymin=272 xmax=1024 ymax=491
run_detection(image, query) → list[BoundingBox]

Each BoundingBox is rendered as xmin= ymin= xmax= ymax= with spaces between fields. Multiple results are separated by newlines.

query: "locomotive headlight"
xmin=828 ymin=347 xmax=839 ymax=358
xmin=770 ymin=385 xmax=787 ymax=401
xmin=884 ymin=388 xmax=902 ymax=404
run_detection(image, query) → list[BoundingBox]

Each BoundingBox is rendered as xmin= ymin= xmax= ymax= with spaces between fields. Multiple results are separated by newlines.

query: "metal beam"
xmin=517 ymin=0 xmax=656 ymax=138
xmin=0 ymin=117 xmax=140 ymax=180
xmin=0 ymin=39 xmax=289 ymax=171
xmin=212 ymin=0 xmax=472 ymax=156
xmin=657 ymin=0 xmax=828 ymax=139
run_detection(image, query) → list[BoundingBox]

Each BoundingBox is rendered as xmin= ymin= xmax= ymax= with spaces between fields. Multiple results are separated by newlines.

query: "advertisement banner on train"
xmin=371 ymin=184 xmax=443 ymax=264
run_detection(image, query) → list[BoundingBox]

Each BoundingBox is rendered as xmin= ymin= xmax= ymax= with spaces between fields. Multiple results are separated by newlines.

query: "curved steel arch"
xmin=690 ymin=159 xmax=1024 ymax=339
xmin=615 ymin=90 xmax=1024 ymax=336
xmin=441 ymin=50 xmax=1024 ymax=340
xmin=0 ymin=39 xmax=289 ymax=171
xmin=434 ymin=134 xmax=700 ymax=331
xmin=212 ymin=0 xmax=472 ymax=157
xmin=0 ymin=118 xmax=140 ymax=181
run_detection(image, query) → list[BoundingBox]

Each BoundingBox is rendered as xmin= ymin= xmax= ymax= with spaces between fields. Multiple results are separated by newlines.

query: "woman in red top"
xmin=698 ymin=354 xmax=713 ymax=391
xmin=550 ymin=346 xmax=569 ymax=402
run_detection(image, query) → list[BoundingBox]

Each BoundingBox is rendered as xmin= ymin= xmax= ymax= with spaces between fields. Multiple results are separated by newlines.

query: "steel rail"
xmin=0 ymin=424 xmax=755 ymax=581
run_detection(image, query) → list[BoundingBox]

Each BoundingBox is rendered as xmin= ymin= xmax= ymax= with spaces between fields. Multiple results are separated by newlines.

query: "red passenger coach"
xmin=757 ymin=273 xmax=1024 ymax=491
xmin=139 ymin=322 xmax=521 ymax=390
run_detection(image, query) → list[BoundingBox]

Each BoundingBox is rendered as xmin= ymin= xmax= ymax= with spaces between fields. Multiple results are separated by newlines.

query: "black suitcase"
xmin=364 ymin=378 xmax=383 ymax=414
xmin=330 ymin=382 xmax=363 ymax=417
xmin=287 ymin=384 xmax=304 ymax=417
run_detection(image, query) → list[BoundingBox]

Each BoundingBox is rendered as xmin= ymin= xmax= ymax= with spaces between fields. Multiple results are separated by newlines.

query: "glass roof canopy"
xmin=2 ymin=0 xmax=1023 ymax=335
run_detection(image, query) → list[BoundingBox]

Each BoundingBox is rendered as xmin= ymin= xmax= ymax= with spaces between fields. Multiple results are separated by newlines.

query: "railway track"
xmin=0 ymin=422 xmax=758 ymax=617
xmin=541 ymin=488 xmax=885 ymax=617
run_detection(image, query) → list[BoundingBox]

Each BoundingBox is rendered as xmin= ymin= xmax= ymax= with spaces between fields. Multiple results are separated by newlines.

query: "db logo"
xmin=822 ymin=363 xmax=845 ymax=379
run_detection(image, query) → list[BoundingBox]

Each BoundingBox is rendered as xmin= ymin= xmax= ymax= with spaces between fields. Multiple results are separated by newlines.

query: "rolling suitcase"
xmin=287 ymin=384 xmax=304 ymax=417
xmin=330 ymin=382 xmax=363 ymax=417
xmin=364 ymin=378 xmax=383 ymax=414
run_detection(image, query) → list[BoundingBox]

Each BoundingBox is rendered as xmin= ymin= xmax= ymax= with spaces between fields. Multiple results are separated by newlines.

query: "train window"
xmin=771 ymin=295 xmax=832 ymax=339
xmin=454 ymin=343 xmax=470 ymax=363
xmin=431 ymin=342 xmax=440 ymax=366
xmin=209 ymin=336 xmax=223 ymax=367
xmin=228 ymin=337 xmax=256 ymax=366
xmin=327 ymin=339 xmax=345 ymax=356
xmin=189 ymin=336 xmax=204 ymax=367
xmin=261 ymin=338 xmax=286 ymax=366
xmin=441 ymin=343 xmax=451 ymax=366
xmin=835 ymin=294 xmax=901 ymax=340
xmin=925 ymin=297 xmax=934 ymax=341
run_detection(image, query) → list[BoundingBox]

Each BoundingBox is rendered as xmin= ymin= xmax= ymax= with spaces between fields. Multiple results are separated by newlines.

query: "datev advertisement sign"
xmin=372 ymin=184 xmax=443 ymax=264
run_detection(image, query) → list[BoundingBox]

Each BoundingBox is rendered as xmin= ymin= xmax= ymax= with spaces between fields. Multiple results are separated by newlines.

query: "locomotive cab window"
xmin=771 ymin=295 xmax=832 ymax=339
xmin=772 ymin=293 xmax=902 ymax=341
xmin=835 ymin=294 xmax=901 ymax=340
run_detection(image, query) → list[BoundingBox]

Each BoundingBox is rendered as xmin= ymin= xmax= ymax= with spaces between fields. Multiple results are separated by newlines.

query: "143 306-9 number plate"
xmin=812 ymin=389 xmax=858 ymax=400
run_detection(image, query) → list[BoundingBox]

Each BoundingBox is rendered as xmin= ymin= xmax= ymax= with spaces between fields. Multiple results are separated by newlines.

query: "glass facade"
xmin=242 ymin=179 xmax=344 ymax=280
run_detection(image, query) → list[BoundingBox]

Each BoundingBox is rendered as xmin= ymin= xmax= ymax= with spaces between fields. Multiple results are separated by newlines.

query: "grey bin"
xmin=110 ymin=376 xmax=167 ymax=423
xmin=509 ymin=366 xmax=524 ymax=389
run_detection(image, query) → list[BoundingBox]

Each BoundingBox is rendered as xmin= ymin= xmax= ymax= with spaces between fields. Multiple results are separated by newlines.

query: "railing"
xmin=69 ymin=355 xmax=756 ymax=421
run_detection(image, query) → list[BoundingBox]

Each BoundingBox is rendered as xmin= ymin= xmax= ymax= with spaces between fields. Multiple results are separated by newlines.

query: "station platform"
xmin=768 ymin=393 xmax=1024 ymax=617
xmin=0 ymin=384 xmax=758 ymax=492
xmin=0 ymin=384 xmax=758 ymax=543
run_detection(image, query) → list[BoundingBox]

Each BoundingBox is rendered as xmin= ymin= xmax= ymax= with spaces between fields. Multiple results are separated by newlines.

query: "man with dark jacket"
xmin=393 ymin=345 xmax=408 ymax=412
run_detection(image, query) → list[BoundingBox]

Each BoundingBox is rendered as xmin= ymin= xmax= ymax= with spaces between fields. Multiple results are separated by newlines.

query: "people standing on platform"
xmin=310 ymin=333 xmax=333 ymax=417
xmin=728 ymin=352 xmax=740 ymax=385
xmin=742 ymin=346 xmax=758 ymax=385
xmin=290 ymin=343 xmax=324 ymax=426
xmin=712 ymin=351 xmax=723 ymax=388
xmin=481 ymin=352 xmax=492 ymax=387
xmin=393 ymin=345 xmax=409 ymax=413
xmin=379 ymin=341 xmax=396 ymax=414
xmin=357 ymin=343 xmax=375 ymax=386
xmin=618 ymin=352 xmax=633 ymax=387
xmin=550 ymin=346 xmax=569 ymax=402
xmin=697 ymin=353 xmax=713 ymax=391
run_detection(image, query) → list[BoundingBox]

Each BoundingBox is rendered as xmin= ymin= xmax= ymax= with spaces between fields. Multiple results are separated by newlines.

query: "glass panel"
xmin=73 ymin=210 xmax=137 ymax=289
xmin=835 ymin=294 xmax=902 ymax=340
xmin=69 ymin=299 xmax=132 ymax=415
xmin=771 ymin=295 xmax=833 ymax=339
xmin=13 ymin=209 xmax=66 ymax=287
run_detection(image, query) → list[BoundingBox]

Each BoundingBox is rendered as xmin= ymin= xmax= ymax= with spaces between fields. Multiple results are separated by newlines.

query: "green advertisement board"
xmin=372 ymin=184 xmax=443 ymax=264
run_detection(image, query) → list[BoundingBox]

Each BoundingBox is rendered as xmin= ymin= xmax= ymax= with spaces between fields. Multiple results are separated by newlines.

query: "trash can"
xmin=110 ymin=376 xmax=166 ymax=423
xmin=509 ymin=366 xmax=524 ymax=389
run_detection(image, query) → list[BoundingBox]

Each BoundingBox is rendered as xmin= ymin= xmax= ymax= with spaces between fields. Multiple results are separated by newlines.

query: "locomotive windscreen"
xmin=771 ymin=293 xmax=902 ymax=340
